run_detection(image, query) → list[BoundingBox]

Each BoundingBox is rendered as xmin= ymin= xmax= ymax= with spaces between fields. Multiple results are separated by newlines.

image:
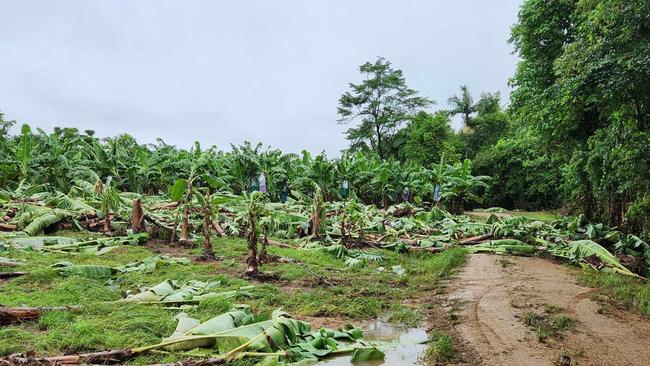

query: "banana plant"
xmin=16 ymin=124 xmax=32 ymax=182
xmin=242 ymin=191 xmax=269 ymax=275
xmin=441 ymin=159 xmax=490 ymax=213
xmin=95 ymin=177 xmax=120 ymax=234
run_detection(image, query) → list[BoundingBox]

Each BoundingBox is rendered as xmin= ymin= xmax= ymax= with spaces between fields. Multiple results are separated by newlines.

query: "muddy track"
xmin=444 ymin=254 xmax=650 ymax=366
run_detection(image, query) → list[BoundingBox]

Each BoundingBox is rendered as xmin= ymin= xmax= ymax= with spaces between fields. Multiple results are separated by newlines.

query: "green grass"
xmin=521 ymin=311 xmax=574 ymax=342
xmin=512 ymin=211 xmax=559 ymax=221
xmin=543 ymin=304 xmax=564 ymax=314
xmin=422 ymin=330 xmax=454 ymax=364
xmin=499 ymin=257 xmax=514 ymax=268
xmin=576 ymin=269 xmax=650 ymax=316
xmin=0 ymin=236 xmax=468 ymax=364
xmin=387 ymin=305 xmax=423 ymax=328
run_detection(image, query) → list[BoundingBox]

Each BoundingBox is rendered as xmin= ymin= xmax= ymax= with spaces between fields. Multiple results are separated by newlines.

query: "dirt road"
xmin=444 ymin=254 xmax=650 ymax=366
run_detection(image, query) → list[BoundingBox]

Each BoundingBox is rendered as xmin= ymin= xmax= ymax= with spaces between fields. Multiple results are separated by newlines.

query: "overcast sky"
xmin=0 ymin=0 xmax=521 ymax=155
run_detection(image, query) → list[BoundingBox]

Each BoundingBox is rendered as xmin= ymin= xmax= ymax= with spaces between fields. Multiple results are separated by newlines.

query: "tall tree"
xmin=447 ymin=85 xmax=477 ymax=128
xmin=459 ymin=92 xmax=509 ymax=159
xmin=401 ymin=111 xmax=458 ymax=166
xmin=337 ymin=57 xmax=432 ymax=159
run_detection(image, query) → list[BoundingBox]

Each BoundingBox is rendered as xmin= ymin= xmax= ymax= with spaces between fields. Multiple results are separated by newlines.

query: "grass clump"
xmin=422 ymin=330 xmax=454 ymax=364
xmin=576 ymin=270 xmax=650 ymax=316
xmin=543 ymin=304 xmax=564 ymax=314
xmin=387 ymin=305 xmax=422 ymax=328
xmin=499 ymin=257 xmax=514 ymax=268
xmin=522 ymin=311 xmax=574 ymax=342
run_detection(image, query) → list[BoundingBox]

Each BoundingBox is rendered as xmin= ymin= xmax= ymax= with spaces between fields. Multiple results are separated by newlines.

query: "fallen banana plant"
xmin=305 ymin=243 xmax=384 ymax=268
xmin=51 ymin=255 xmax=190 ymax=279
xmin=0 ymin=257 xmax=23 ymax=267
xmin=0 ymin=280 xmax=251 ymax=325
xmin=0 ymin=232 xmax=148 ymax=255
xmin=1 ymin=308 xmax=386 ymax=365
xmin=0 ymin=305 xmax=82 ymax=325
xmin=546 ymin=239 xmax=641 ymax=278
xmin=122 ymin=279 xmax=255 ymax=305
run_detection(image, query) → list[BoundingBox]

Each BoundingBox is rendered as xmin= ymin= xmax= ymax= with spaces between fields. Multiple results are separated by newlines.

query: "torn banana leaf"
xmin=50 ymin=262 xmax=119 ymax=278
xmin=350 ymin=347 xmax=385 ymax=361
xmin=564 ymin=240 xmax=636 ymax=277
xmin=0 ymin=233 xmax=148 ymax=254
xmin=51 ymin=255 xmax=190 ymax=278
xmin=123 ymin=279 xmax=254 ymax=304
xmin=145 ymin=307 xmax=382 ymax=364
xmin=311 ymin=244 xmax=384 ymax=267
xmin=116 ymin=255 xmax=190 ymax=273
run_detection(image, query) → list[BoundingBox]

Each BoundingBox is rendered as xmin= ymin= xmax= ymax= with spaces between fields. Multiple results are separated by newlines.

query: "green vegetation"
xmin=522 ymin=311 xmax=575 ymax=342
xmin=576 ymin=270 xmax=650 ymax=316
xmin=422 ymin=331 xmax=454 ymax=364
xmin=0 ymin=236 xmax=467 ymax=364
xmin=387 ymin=306 xmax=423 ymax=328
xmin=0 ymin=0 xmax=648 ymax=364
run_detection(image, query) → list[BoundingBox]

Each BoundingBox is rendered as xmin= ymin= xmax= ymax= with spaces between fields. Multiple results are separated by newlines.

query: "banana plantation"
xmin=2 ymin=0 xmax=650 ymax=364
xmin=1 ymin=121 xmax=649 ymax=365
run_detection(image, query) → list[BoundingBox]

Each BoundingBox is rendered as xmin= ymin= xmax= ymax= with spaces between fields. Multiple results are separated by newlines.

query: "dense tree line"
xmin=337 ymin=0 xmax=649 ymax=236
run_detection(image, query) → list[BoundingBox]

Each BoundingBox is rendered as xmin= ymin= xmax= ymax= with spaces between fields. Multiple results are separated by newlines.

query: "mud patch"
xmin=318 ymin=316 xmax=428 ymax=365
xmin=444 ymin=253 xmax=650 ymax=365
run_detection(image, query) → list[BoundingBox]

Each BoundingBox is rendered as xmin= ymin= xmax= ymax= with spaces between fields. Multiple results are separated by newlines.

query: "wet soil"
xmin=318 ymin=316 xmax=428 ymax=366
xmin=444 ymin=254 xmax=650 ymax=365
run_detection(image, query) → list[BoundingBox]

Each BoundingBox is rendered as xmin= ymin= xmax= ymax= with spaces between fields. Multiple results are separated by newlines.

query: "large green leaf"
xmin=467 ymin=239 xmax=536 ymax=255
xmin=50 ymin=262 xmax=118 ymax=278
xmin=170 ymin=179 xmax=187 ymax=202
xmin=567 ymin=240 xmax=635 ymax=276
xmin=350 ymin=347 xmax=385 ymax=361
xmin=51 ymin=255 xmax=189 ymax=279
xmin=23 ymin=212 xmax=67 ymax=236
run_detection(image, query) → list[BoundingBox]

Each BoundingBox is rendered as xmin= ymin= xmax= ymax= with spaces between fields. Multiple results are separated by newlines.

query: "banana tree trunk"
xmin=103 ymin=211 xmax=111 ymax=234
xmin=245 ymin=212 xmax=259 ymax=275
xmin=202 ymin=204 xmax=214 ymax=259
xmin=180 ymin=207 xmax=189 ymax=242
xmin=245 ymin=230 xmax=259 ymax=275
xmin=260 ymin=231 xmax=269 ymax=262
xmin=131 ymin=198 xmax=145 ymax=233
xmin=310 ymin=209 xmax=320 ymax=238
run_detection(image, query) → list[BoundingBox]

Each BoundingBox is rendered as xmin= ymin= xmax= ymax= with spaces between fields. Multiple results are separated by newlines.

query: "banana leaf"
xmin=116 ymin=255 xmax=190 ymax=273
xmin=0 ymin=236 xmax=77 ymax=250
xmin=144 ymin=308 xmax=381 ymax=364
xmin=50 ymin=262 xmax=118 ymax=278
xmin=123 ymin=280 xmax=252 ymax=304
xmin=51 ymin=255 xmax=190 ymax=278
xmin=0 ymin=233 xmax=148 ymax=254
xmin=565 ymin=240 xmax=636 ymax=276
xmin=350 ymin=347 xmax=385 ymax=361
xmin=23 ymin=212 xmax=68 ymax=235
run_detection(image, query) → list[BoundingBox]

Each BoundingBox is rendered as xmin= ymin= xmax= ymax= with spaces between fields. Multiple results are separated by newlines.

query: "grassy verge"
xmin=422 ymin=331 xmax=454 ymax=364
xmin=576 ymin=269 xmax=650 ymax=316
xmin=0 ymin=237 xmax=466 ymax=363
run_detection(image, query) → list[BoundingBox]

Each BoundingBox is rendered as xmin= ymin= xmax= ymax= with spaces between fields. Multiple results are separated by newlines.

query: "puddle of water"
xmin=318 ymin=317 xmax=428 ymax=366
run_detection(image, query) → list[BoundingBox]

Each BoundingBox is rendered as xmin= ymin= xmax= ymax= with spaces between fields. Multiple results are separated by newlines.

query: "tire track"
xmin=444 ymin=254 xmax=650 ymax=365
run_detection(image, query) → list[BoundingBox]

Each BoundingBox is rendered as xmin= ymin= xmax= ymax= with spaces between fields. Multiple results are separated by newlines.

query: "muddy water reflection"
xmin=318 ymin=317 xmax=428 ymax=365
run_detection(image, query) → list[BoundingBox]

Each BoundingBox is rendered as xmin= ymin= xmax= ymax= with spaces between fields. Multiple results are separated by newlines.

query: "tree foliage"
xmin=508 ymin=0 xmax=650 ymax=233
xmin=337 ymin=57 xmax=432 ymax=159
